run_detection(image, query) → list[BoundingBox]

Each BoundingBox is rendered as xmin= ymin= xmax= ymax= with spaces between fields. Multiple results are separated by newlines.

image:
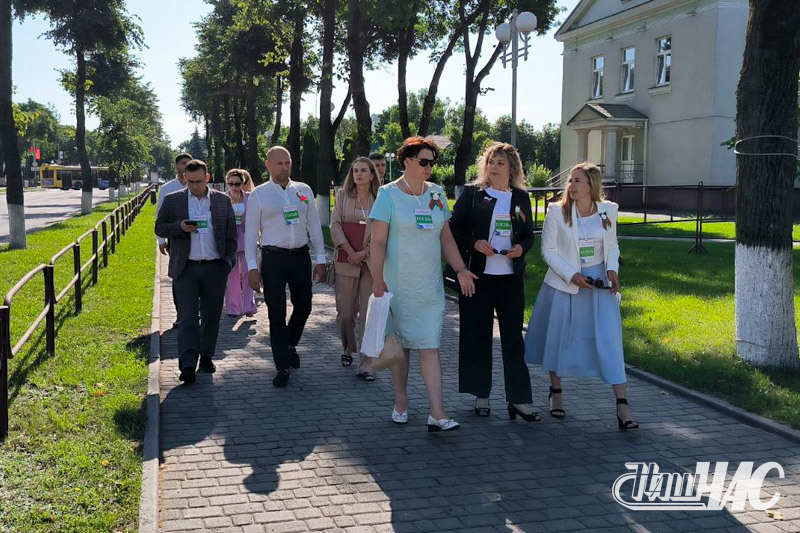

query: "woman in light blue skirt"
xmin=524 ymin=162 xmax=638 ymax=430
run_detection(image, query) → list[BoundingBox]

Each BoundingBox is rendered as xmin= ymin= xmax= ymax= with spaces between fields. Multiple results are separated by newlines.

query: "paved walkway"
xmin=156 ymin=254 xmax=800 ymax=533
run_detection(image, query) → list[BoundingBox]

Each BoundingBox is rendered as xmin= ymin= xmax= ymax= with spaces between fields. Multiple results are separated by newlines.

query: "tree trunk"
xmin=271 ymin=76 xmax=283 ymax=146
xmin=233 ymin=91 xmax=246 ymax=168
xmin=453 ymin=0 xmax=504 ymax=187
xmin=213 ymin=97 xmax=224 ymax=182
xmin=316 ymin=0 xmax=337 ymax=227
xmin=346 ymin=0 xmax=371 ymax=156
xmin=288 ymin=9 xmax=305 ymax=180
xmin=75 ymin=47 xmax=93 ymax=214
xmin=0 ymin=0 xmax=25 ymax=248
xmin=396 ymin=17 xmax=416 ymax=139
xmin=245 ymin=77 xmax=263 ymax=184
xmin=204 ymin=116 xmax=213 ymax=166
xmin=418 ymin=7 xmax=480 ymax=136
xmin=734 ymin=0 xmax=800 ymax=368
xmin=223 ymin=94 xmax=234 ymax=171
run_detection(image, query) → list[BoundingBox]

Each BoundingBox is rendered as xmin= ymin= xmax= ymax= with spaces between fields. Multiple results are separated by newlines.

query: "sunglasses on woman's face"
xmin=227 ymin=182 xmax=242 ymax=187
xmin=585 ymin=276 xmax=611 ymax=289
xmin=412 ymin=158 xmax=436 ymax=167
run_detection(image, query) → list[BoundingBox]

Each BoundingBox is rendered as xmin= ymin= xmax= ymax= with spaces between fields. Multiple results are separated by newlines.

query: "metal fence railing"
xmin=527 ymin=182 xmax=746 ymax=254
xmin=0 ymin=185 xmax=157 ymax=440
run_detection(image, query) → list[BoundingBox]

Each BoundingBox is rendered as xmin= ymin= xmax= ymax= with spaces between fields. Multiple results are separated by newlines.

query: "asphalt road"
xmin=0 ymin=188 xmax=113 ymax=243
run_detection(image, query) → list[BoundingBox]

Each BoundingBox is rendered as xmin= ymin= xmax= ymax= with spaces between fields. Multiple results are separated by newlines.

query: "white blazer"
xmin=541 ymin=200 xmax=620 ymax=295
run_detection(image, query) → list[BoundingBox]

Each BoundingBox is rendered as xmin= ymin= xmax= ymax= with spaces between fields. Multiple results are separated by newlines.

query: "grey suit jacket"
xmin=155 ymin=188 xmax=238 ymax=279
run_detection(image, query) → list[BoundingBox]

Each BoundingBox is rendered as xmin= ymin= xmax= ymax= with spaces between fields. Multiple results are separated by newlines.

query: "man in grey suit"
xmin=155 ymin=160 xmax=237 ymax=383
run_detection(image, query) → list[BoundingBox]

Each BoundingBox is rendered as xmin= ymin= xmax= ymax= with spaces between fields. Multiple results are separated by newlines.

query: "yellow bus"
xmin=39 ymin=164 xmax=110 ymax=190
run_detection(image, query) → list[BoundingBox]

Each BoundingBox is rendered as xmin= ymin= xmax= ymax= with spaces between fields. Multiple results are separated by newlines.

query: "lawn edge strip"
xmin=138 ymin=245 xmax=162 ymax=533
xmin=624 ymin=364 xmax=800 ymax=445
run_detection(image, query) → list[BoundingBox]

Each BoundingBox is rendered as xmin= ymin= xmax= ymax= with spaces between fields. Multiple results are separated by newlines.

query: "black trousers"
xmin=173 ymin=260 xmax=227 ymax=370
xmin=261 ymin=249 xmax=312 ymax=371
xmin=458 ymin=273 xmax=532 ymax=403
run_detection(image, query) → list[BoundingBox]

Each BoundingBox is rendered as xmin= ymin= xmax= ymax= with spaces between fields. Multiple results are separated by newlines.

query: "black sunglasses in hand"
xmin=491 ymin=248 xmax=510 ymax=255
xmin=585 ymin=276 xmax=611 ymax=289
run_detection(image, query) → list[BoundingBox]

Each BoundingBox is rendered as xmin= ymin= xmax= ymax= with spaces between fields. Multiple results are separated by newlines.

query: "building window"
xmin=621 ymin=47 xmax=635 ymax=93
xmin=656 ymin=37 xmax=671 ymax=86
xmin=592 ymin=56 xmax=604 ymax=98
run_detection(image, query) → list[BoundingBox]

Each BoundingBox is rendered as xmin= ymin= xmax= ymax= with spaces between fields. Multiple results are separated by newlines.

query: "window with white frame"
xmin=656 ymin=37 xmax=671 ymax=86
xmin=621 ymin=47 xmax=635 ymax=92
xmin=592 ymin=56 xmax=604 ymax=98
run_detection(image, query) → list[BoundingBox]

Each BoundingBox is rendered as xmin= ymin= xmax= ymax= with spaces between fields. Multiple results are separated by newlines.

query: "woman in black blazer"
xmin=450 ymin=142 xmax=539 ymax=422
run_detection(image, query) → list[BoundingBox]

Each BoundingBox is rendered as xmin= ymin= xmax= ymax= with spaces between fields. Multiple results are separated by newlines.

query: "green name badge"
xmin=283 ymin=205 xmax=300 ymax=225
xmin=414 ymin=208 xmax=434 ymax=230
xmin=579 ymin=238 xmax=595 ymax=264
xmin=494 ymin=214 xmax=512 ymax=237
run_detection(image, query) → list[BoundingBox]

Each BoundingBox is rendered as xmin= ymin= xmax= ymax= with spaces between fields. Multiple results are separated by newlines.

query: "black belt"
xmin=262 ymin=245 xmax=309 ymax=256
xmin=187 ymin=258 xmax=222 ymax=265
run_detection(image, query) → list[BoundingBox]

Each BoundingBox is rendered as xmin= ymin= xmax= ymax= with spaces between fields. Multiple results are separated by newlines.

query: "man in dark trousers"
xmin=155 ymin=160 xmax=237 ymax=383
xmin=245 ymin=146 xmax=327 ymax=388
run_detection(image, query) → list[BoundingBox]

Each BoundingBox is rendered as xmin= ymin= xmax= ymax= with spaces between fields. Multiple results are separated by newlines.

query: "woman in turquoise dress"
xmin=370 ymin=136 xmax=477 ymax=432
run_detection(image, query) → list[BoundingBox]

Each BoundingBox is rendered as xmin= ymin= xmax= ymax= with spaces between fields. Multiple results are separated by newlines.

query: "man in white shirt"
xmin=157 ymin=152 xmax=192 ymax=329
xmin=245 ymin=146 xmax=327 ymax=388
xmin=157 ymin=152 xmax=192 ymax=255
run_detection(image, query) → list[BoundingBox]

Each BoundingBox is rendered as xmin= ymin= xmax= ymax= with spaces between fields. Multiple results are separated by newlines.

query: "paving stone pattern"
xmin=158 ymin=255 xmax=800 ymax=532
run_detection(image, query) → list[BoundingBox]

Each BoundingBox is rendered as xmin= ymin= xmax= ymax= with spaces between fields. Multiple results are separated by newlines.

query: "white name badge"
xmin=579 ymin=238 xmax=595 ymax=264
xmin=494 ymin=214 xmax=512 ymax=237
xmin=414 ymin=208 xmax=434 ymax=230
xmin=233 ymin=203 xmax=245 ymax=225
xmin=283 ymin=205 xmax=300 ymax=225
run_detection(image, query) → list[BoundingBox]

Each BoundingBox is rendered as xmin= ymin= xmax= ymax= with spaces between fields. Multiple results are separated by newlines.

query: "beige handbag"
xmin=371 ymin=331 xmax=404 ymax=371
xmin=324 ymin=261 xmax=336 ymax=286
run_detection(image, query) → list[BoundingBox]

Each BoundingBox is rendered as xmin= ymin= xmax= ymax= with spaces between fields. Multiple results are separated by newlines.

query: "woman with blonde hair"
xmin=224 ymin=169 xmax=257 ymax=317
xmin=450 ymin=142 xmax=538 ymax=422
xmin=524 ymin=162 xmax=638 ymax=430
xmin=330 ymin=157 xmax=380 ymax=380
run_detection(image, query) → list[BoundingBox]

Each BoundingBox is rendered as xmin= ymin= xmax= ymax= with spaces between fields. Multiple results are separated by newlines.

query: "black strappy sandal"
xmin=616 ymin=398 xmax=639 ymax=430
xmin=341 ymin=354 xmax=353 ymax=366
xmin=474 ymin=398 xmax=491 ymax=417
xmin=548 ymin=387 xmax=566 ymax=419
xmin=357 ymin=372 xmax=375 ymax=381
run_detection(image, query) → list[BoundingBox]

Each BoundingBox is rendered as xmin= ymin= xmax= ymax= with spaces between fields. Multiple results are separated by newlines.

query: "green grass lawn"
xmin=0 ymin=201 xmax=154 ymax=531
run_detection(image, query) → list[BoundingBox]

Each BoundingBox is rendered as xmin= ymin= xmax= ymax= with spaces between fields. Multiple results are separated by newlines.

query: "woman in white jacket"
xmin=524 ymin=162 xmax=638 ymax=430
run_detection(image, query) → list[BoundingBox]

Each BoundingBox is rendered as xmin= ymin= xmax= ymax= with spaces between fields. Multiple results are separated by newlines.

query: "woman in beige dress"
xmin=330 ymin=157 xmax=380 ymax=380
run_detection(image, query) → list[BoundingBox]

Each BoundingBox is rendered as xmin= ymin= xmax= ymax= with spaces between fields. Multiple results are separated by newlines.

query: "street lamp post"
xmin=495 ymin=10 xmax=537 ymax=147
xmin=385 ymin=152 xmax=396 ymax=180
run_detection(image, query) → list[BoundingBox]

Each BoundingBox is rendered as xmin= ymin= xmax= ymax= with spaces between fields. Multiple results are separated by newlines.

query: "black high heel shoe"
xmin=474 ymin=398 xmax=491 ymax=417
xmin=548 ymin=387 xmax=565 ymax=419
xmin=507 ymin=403 xmax=542 ymax=422
xmin=616 ymin=398 xmax=639 ymax=430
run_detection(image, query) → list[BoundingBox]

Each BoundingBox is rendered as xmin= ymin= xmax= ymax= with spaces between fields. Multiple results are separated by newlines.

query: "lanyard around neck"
xmin=402 ymin=176 xmax=426 ymax=209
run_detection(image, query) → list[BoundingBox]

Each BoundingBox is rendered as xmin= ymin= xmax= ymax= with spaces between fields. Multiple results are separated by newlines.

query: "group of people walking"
xmin=155 ymin=137 xmax=638 ymax=434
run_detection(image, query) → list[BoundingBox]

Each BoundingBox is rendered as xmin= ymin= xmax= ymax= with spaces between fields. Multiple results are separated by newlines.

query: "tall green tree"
xmin=453 ymin=0 xmax=559 ymax=187
xmin=33 ymin=0 xmax=142 ymax=213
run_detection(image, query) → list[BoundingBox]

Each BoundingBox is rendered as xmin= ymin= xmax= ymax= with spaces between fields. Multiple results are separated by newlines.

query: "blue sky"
xmin=11 ymin=0 xmax=580 ymax=149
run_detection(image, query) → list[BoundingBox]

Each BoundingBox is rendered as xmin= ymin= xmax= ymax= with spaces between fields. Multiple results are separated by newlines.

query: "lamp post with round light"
xmin=384 ymin=152 xmax=396 ymax=180
xmin=495 ymin=10 xmax=537 ymax=147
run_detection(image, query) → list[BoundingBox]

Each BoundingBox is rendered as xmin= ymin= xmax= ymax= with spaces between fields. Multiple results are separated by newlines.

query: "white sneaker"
xmin=391 ymin=407 xmax=408 ymax=425
xmin=427 ymin=415 xmax=460 ymax=432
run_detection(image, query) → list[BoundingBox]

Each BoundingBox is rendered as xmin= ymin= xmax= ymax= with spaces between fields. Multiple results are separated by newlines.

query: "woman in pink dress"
xmin=225 ymin=169 xmax=257 ymax=317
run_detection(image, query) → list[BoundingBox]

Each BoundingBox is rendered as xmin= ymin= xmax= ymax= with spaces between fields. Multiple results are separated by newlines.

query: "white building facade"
xmin=556 ymin=0 xmax=749 ymax=186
